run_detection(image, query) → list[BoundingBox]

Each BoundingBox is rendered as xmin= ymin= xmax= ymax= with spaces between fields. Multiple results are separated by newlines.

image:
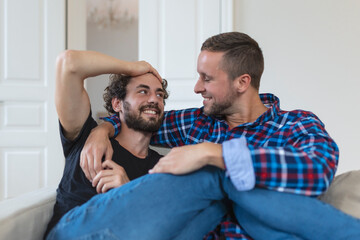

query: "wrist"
xmin=100 ymin=114 xmax=119 ymax=137
xmin=104 ymin=121 xmax=115 ymax=137
xmin=93 ymin=122 xmax=114 ymax=138
xmin=201 ymin=142 xmax=225 ymax=169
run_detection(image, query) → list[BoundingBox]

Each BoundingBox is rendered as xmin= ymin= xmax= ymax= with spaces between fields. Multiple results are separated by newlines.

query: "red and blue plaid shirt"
xmin=104 ymin=93 xmax=339 ymax=239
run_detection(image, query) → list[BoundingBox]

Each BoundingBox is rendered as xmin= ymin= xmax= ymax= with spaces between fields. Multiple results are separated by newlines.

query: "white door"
xmin=0 ymin=0 xmax=66 ymax=200
xmin=139 ymin=0 xmax=233 ymax=110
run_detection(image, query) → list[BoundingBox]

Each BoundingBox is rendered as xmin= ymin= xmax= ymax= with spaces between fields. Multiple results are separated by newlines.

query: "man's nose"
xmin=194 ymin=78 xmax=204 ymax=94
xmin=147 ymin=92 xmax=160 ymax=103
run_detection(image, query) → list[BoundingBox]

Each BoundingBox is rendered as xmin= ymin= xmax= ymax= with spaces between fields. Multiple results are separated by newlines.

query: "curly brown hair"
xmin=103 ymin=74 xmax=169 ymax=115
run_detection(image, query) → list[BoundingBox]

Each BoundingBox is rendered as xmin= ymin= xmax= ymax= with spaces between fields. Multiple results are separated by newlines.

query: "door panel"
xmin=0 ymin=0 xmax=66 ymax=200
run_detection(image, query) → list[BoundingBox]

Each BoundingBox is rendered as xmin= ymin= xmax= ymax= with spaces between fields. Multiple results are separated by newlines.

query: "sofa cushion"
xmin=0 ymin=187 xmax=56 ymax=240
xmin=319 ymin=170 xmax=360 ymax=218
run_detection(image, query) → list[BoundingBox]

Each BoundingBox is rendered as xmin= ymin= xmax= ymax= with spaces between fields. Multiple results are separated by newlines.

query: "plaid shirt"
xmin=105 ymin=93 xmax=339 ymax=239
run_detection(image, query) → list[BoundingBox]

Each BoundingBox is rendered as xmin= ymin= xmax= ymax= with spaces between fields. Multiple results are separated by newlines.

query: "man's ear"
xmin=234 ymin=74 xmax=251 ymax=93
xmin=111 ymin=98 xmax=122 ymax=113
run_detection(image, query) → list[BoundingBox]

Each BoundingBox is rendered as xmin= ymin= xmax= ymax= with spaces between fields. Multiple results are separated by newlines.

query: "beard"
xmin=123 ymin=101 xmax=164 ymax=132
xmin=204 ymin=90 xmax=237 ymax=116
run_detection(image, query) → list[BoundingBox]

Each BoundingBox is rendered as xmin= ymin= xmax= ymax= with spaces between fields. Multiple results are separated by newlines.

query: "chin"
xmin=203 ymin=109 xmax=211 ymax=116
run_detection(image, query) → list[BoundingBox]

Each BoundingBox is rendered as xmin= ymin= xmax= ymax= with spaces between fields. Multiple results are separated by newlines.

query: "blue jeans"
xmin=47 ymin=167 xmax=360 ymax=240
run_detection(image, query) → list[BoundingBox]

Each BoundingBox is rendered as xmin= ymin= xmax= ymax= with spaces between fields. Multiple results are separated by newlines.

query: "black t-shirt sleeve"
xmin=59 ymin=112 xmax=98 ymax=158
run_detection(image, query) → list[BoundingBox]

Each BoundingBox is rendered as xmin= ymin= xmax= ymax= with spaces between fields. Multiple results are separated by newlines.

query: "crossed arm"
xmin=55 ymin=50 xmax=162 ymax=193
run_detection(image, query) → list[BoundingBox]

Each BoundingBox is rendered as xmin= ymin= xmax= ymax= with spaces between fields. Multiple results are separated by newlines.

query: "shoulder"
xmin=277 ymin=109 xmax=328 ymax=136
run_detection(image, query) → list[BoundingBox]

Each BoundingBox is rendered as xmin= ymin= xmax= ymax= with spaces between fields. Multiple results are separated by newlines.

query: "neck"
xmin=115 ymin=123 xmax=152 ymax=158
xmin=225 ymin=91 xmax=268 ymax=129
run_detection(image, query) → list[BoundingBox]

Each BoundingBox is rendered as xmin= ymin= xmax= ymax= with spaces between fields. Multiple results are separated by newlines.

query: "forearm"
xmin=56 ymin=50 xmax=132 ymax=138
xmin=96 ymin=121 xmax=116 ymax=138
xmin=57 ymin=50 xmax=135 ymax=80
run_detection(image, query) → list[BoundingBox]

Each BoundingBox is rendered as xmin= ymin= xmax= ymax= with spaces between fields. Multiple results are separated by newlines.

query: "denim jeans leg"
xmin=223 ymin=179 xmax=360 ymax=240
xmin=174 ymin=200 xmax=227 ymax=240
xmin=233 ymin=203 xmax=302 ymax=240
xmin=48 ymin=166 xmax=227 ymax=240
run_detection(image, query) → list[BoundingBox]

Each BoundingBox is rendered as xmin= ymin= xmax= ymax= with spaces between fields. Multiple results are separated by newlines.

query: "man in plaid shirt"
xmin=78 ymin=32 xmax=360 ymax=239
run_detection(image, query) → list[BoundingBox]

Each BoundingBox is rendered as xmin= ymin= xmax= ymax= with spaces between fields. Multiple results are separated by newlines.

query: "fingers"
xmin=95 ymin=176 xmax=115 ymax=193
xmin=102 ymin=159 xmax=117 ymax=169
xmin=88 ymin=154 xmax=97 ymax=181
xmin=94 ymin=172 xmax=128 ymax=193
xmin=149 ymin=157 xmax=172 ymax=174
xmin=80 ymin=137 xmax=113 ymax=182
xmin=92 ymin=160 xmax=122 ymax=187
xmin=138 ymin=61 xmax=162 ymax=83
xmin=105 ymin=147 xmax=114 ymax=163
xmin=79 ymin=146 xmax=101 ymax=182
xmin=80 ymin=151 xmax=92 ymax=181
xmin=92 ymin=169 xmax=113 ymax=188
xmin=93 ymin=149 xmax=103 ymax=176
xmin=150 ymin=67 xmax=162 ymax=83
xmin=92 ymin=162 xmax=130 ymax=193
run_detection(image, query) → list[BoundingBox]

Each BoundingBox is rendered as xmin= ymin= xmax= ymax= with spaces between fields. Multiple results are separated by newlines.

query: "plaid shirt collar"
xmin=254 ymin=93 xmax=280 ymax=126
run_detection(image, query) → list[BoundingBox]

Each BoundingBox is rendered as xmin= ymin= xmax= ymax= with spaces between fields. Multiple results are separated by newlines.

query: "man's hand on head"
xmin=80 ymin=125 xmax=114 ymax=182
xmin=149 ymin=142 xmax=225 ymax=175
xmin=128 ymin=61 xmax=162 ymax=84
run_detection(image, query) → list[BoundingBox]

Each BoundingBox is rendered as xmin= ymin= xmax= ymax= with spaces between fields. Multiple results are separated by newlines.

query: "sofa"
xmin=318 ymin=170 xmax=360 ymax=218
xmin=0 ymin=171 xmax=359 ymax=240
xmin=0 ymin=187 xmax=56 ymax=240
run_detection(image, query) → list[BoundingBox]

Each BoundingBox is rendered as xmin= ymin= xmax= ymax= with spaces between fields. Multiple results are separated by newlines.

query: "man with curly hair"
xmin=45 ymin=50 xmax=171 ymax=238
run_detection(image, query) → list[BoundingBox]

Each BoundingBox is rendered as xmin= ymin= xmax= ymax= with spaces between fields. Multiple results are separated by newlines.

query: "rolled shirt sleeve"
xmin=222 ymin=137 xmax=255 ymax=191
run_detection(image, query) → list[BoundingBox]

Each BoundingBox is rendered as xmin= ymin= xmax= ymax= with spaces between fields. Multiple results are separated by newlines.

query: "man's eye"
xmin=157 ymin=93 xmax=164 ymax=98
xmin=139 ymin=90 xmax=147 ymax=94
xmin=202 ymin=75 xmax=211 ymax=82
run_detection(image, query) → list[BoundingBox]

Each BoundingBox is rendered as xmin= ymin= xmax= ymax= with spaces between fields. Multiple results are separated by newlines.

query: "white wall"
xmin=234 ymin=0 xmax=360 ymax=174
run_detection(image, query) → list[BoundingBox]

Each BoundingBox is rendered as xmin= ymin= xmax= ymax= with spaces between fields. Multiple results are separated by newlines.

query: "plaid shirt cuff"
xmin=222 ymin=137 xmax=255 ymax=191
xmin=101 ymin=115 xmax=120 ymax=137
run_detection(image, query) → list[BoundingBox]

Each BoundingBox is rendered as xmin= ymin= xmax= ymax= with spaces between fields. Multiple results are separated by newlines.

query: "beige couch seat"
xmin=0 ymin=187 xmax=56 ymax=240
xmin=319 ymin=170 xmax=360 ymax=219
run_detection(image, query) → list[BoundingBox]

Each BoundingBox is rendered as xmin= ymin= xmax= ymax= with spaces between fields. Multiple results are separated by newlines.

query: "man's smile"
xmin=142 ymin=109 xmax=159 ymax=116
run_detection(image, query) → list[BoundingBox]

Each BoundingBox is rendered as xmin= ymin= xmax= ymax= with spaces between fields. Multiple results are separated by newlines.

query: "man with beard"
xmin=44 ymin=50 xmax=172 ymax=238
xmin=73 ymin=32 xmax=360 ymax=240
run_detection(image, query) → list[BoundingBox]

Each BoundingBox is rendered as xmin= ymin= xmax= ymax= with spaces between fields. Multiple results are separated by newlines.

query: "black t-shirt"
xmin=45 ymin=113 xmax=162 ymax=237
